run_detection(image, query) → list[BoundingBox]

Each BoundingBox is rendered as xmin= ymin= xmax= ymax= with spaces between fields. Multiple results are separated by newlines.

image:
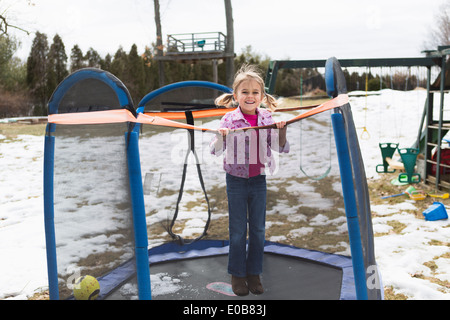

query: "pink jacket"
xmin=210 ymin=106 xmax=290 ymax=178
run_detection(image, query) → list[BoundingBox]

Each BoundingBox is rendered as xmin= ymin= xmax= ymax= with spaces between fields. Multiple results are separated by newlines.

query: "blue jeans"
xmin=226 ymin=173 xmax=267 ymax=277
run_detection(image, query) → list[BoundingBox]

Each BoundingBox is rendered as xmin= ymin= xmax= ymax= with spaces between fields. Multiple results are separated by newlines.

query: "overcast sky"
xmin=3 ymin=0 xmax=448 ymax=62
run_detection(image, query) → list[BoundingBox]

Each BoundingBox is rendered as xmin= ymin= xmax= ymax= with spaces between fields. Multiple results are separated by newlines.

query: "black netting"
xmin=140 ymin=110 xmax=350 ymax=255
xmin=46 ymin=69 xmax=138 ymax=300
xmin=52 ymin=123 xmax=136 ymax=299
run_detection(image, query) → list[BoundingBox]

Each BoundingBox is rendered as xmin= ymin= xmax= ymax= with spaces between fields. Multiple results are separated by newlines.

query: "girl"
xmin=210 ymin=64 xmax=289 ymax=296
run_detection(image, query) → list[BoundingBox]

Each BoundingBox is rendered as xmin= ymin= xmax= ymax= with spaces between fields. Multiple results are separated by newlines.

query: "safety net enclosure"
xmin=43 ymin=68 xmax=147 ymax=300
xmin=43 ymin=58 xmax=383 ymax=300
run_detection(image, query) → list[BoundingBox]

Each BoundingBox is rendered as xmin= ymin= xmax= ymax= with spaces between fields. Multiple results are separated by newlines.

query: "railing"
xmin=166 ymin=32 xmax=227 ymax=54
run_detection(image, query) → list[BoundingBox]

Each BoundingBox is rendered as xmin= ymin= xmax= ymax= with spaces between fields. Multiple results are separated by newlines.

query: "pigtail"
xmin=215 ymin=93 xmax=235 ymax=108
xmin=219 ymin=63 xmax=280 ymax=111
xmin=263 ymin=93 xmax=278 ymax=111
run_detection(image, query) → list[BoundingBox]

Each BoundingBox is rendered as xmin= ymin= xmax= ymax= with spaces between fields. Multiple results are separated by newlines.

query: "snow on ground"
xmin=1 ymin=89 xmax=449 ymax=299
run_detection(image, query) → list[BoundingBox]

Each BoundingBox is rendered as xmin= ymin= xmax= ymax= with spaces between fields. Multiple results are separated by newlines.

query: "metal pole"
xmin=436 ymin=55 xmax=447 ymax=189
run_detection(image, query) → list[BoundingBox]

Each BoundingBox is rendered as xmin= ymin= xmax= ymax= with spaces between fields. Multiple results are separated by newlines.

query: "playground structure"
xmin=152 ymin=0 xmax=235 ymax=87
xmin=154 ymin=32 xmax=235 ymax=84
xmin=43 ymin=57 xmax=383 ymax=300
xmin=154 ymin=32 xmax=235 ymax=83
xmin=264 ymin=46 xmax=450 ymax=191
xmin=165 ymin=32 xmax=228 ymax=59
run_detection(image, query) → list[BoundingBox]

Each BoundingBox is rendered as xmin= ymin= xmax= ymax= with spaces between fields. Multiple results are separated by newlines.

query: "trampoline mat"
xmin=106 ymin=253 xmax=344 ymax=300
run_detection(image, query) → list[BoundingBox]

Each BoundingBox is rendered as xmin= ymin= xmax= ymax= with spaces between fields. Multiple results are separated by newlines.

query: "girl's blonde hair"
xmin=215 ymin=64 xmax=278 ymax=111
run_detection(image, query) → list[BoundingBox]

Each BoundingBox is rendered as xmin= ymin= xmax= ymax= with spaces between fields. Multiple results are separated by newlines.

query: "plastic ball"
xmin=73 ymin=275 xmax=100 ymax=300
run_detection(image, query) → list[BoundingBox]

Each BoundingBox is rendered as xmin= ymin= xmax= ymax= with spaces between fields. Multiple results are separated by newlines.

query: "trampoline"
xmin=43 ymin=58 xmax=383 ymax=300
xmin=100 ymin=240 xmax=354 ymax=300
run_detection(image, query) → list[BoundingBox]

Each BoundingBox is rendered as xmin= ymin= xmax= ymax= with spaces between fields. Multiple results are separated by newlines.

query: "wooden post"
xmin=212 ymin=59 xmax=218 ymax=83
xmin=154 ymin=0 xmax=165 ymax=87
xmin=224 ymin=0 xmax=234 ymax=88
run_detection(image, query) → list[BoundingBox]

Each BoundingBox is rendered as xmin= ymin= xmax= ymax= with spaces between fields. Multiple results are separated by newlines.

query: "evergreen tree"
xmin=101 ymin=53 xmax=112 ymax=71
xmin=142 ymin=45 xmax=158 ymax=93
xmin=85 ymin=47 xmax=102 ymax=68
xmin=70 ymin=45 xmax=85 ymax=72
xmin=26 ymin=31 xmax=49 ymax=115
xmin=127 ymin=44 xmax=145 ymax=101
xmin=110 ymin=46 xmax=128 ymax=80
xmin=47 ymin=34 xmax=68 ymax=95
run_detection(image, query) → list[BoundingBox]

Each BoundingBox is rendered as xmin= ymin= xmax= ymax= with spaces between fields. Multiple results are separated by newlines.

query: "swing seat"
xmin=376 ymin=143 xmax=399 ymax=173
xmin=385 ymin=157 xmax=404 ymax=170
xmin=195 ymin=40 xmax=206 ymax=48
xmin=397 ymin=147 xmax=421 ymax=184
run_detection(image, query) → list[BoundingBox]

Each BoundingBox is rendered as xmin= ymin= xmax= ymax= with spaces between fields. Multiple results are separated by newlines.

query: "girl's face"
xmin=233 ymin=79 xmax=263 ymax=115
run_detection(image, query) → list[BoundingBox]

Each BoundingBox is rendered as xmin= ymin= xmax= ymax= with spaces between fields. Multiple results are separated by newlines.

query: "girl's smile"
xmin=233 ymin=79 xmax=263 ymax=115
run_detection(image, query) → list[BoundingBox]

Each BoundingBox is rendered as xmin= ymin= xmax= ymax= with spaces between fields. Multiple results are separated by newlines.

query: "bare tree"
xmin=0 ymin=0 xmax=33 ymax=35
xmin=424 ymin=0 xmax=450 ymax=50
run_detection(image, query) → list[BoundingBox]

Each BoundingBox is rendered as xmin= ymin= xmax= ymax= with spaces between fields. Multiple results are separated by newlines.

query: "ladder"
xmin=422 ymin=46 xmax=450 ymax=190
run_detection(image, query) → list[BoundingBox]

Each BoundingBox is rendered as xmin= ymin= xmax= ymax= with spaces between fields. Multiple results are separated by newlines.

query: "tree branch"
xmin=0 ymin=14 xmax=30 ymax=35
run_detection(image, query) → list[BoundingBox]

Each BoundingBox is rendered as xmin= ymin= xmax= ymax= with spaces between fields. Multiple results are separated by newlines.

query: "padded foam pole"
xmin=126 ymin=131 xmax=151 ymax=300
xmin=43 ymin=131 xmax=59 ymax=300
xmin=331 ymin=112 xmax=368 ymax=300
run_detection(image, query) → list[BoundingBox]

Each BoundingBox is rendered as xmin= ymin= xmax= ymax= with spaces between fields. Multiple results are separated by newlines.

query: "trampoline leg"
xmin=331 ymin=113 xmax=368 ymax=300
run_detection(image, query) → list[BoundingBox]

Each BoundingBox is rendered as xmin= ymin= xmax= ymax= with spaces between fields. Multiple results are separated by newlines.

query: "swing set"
xmin=264 ymin=51 xmax=450 ymax=190
xmin=266 ymin=57 xmax=434 ymax=182
xmin=371 ymin=47 xmax=450 ymax=190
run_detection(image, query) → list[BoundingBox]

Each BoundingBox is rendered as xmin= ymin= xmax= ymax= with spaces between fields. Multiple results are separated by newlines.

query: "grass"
xmin=0 ymin=123 xmax=47 ymax=140
xmin=277 ymin=96 xmax=330 ymax=110
xmin=368 ymin=172 xmax=442 ymax=218
xmin=383 ymin=286 xmax=409 ymax=300
xmin=368 ymin=173 xmax=450 ymax=298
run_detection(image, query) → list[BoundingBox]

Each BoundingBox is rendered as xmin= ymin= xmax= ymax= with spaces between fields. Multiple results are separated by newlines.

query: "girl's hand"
xmin=275 ymin=121 xmax=287 ymax=129
xmin=275 ymin=121 xmax=287 ymax=148
xmin=218 ymin=128 xmax=230 ymax=137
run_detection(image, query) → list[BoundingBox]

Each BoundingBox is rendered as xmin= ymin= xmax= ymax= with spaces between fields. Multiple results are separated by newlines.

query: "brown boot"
xmin=231 ymin=275 xmax=249 ymax=296
xmin=247 ymin=274 xmax=264 ymax=294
